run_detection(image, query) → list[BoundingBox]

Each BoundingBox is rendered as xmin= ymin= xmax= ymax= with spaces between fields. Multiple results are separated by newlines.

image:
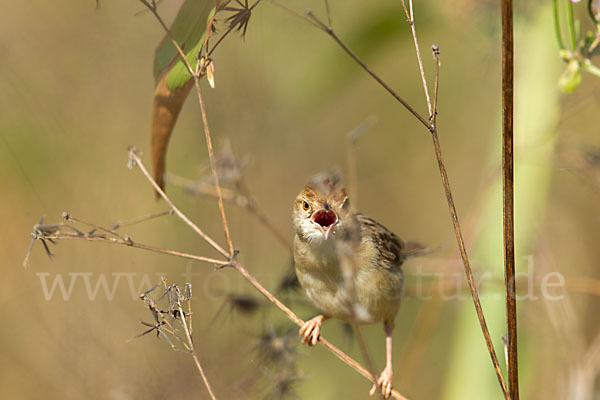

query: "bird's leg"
xmin=299 ymin=315 xmax=329 ymax=346
xmin=370 ymin=322 xmax=394 ymax=398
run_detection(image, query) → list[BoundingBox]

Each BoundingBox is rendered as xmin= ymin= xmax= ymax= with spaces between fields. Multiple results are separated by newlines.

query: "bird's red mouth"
xmin=312 ymin=210 xmax=337 ymax=229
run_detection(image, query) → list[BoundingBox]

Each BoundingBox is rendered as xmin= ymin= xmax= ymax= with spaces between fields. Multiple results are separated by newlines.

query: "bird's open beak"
xmin=312 ymin=209 xmax=338 ymax=240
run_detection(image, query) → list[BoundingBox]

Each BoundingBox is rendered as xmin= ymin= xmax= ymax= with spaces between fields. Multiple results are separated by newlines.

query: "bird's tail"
xmin=402 ymin=240 xmax=432 ymax=258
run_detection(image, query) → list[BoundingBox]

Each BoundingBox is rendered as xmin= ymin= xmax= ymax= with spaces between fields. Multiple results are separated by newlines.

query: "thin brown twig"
xmin=111 ymin=210 xmax=173 ymax=230
xmin=324 ymin=0 xmax=332 ymax=27
xmin=431 ymin=45 xmax=440 ymax=128
xmin=430 ymin=132 xmax=509 ymax=399
xmin=178 ymin=302 xmax=218 ymax=400
xmin=137 ymin=0 xmax=196 ymax=77
xmin=206 ymin=0 xmax=265 ymax=58
xmin=128 ymin=147 xmax=229 ymax=258
xmin=232 ymin=260 xmax=408 ymax=400
xmin=193 ymin=81 xmax=235 ymax=256
xmin=39 ymin=228 xmax=228 ymax=266
xmin=270 ymin=0 xmax=322 ymax=30
xmin=303 ymin=10 xmax=433 ymax=131
xmin=400 ymin=0 xmax=432 ymax=115
xmin=501 ymin=0 xmax=519 ymax=398
xmin=64 ymin=213 xmax=127 ymax=241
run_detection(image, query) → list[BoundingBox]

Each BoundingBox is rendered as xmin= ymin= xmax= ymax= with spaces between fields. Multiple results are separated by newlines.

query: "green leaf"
xmin=153 ymin=0 xmax=215 ymax=89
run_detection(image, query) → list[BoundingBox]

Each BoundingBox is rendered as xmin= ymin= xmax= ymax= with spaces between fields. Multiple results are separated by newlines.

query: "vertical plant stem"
xmin=501 ymin=0 xmax=519 ymax=399
xmin=432 ymin=45 xmax=440 ymax=128
xmin=404 ymin=0 xmax=432 ymax=115
xmin=552 ymin=0 xmax=565 ymax=50
xmin=193 ymin=80 xmax=235 ymax=256
xmin=430 ymin=132 xmax=510 ymax=400
xmin=567 ymin=0 xmax=578 ymax=50
xmin=179 ymin=305 xmax=218 ymax=400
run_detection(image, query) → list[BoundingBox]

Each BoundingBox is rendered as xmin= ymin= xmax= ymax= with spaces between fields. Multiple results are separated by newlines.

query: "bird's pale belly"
xmin=298 ymin=268 xmax=402 ymax=325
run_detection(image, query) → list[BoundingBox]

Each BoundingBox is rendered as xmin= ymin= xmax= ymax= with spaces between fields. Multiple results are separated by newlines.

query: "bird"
xmin=292 ymin=172 xmax=425 ymax=398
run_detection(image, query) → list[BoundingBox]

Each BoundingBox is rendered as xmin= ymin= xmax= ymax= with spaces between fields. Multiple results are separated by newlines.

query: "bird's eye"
xmin=302 ymin=200 xmax=310 ymax=211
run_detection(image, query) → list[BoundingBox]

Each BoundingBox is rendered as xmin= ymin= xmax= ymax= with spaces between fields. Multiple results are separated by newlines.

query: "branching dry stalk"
xmin=24 ymin=213 xmax=228 ymax=267
xmin=129 ymin=148 xmax=230 ymax=258
xmin=280 ymin=4 xmax=511 ymax=398
xmin=128 ymin=149 xmax=410 ymax=400
xmin=132 ymin=279 xmax=218 ymax=400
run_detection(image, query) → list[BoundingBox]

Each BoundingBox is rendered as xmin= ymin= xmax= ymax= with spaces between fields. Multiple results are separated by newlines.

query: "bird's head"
xmin=293 ymin=172 xmax=353 ymax=243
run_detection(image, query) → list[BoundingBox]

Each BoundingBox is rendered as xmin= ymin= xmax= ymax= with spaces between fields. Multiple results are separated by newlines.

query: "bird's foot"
xmin=369 ymin=366 xmax=393 ymax=399
xmin=299 ymin=315 xmax=326 ymax=346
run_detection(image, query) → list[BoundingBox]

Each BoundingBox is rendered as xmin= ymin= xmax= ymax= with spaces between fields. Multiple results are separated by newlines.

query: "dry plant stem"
xmin=193 ymin=81 xmax=235 ymax=256
xmin=43 ymin=232 xmax=227 ymax=266
xmin=400 ymin=0 xmax=432 ymax=115
xmin=501 ymin=0 xmax=519 ymax=398
xmin=178 ymin=304 xmax=218 ymax=400
xmin=271 ymin=1 xmax=322 ymax=30
xmin=431 ymin=46 xmax=440 ymax=128
xmin=431 ymin=131 xmax=509 ymax=399
xmin=324 ymin=0 xmax=332 ymax=27
xmin=65 ymin=214 xmax=127 ymax=241
xmin=304 ymin=10 xmax=433 ymax=131
xmin=112 ymin=210 xmax=173 ymax=230
xmin=129 ymin=148 xmax=229 ymax=258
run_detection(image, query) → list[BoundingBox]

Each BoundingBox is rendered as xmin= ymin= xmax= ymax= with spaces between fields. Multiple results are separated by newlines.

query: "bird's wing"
xmin=356 ymin=214 xmax=405 ymax=270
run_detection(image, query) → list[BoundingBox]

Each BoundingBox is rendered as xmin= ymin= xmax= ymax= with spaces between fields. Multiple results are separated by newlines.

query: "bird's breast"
xmin=293 ymin=235 xmax=402 ymax=324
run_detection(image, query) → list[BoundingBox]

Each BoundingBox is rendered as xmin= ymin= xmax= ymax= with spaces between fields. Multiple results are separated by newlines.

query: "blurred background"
xmin=2 ymin=0 xmax=600 ymax=399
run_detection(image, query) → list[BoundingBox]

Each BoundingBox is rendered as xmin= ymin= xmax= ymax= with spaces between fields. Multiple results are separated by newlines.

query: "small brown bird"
xmin=292 ymin=172 xmax=423 ymax=398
